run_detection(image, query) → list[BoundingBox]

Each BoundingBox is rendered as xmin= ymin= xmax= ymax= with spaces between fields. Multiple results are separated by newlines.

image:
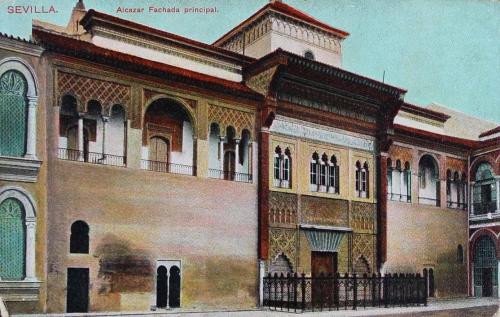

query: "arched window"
xmin=473 ymin=162 xmax=496 ymax=215
xmin=356 ymin=161 xmax=369 ymax=198
xmin=473 ymin=236 xmax=497 ymax=297
xmin=0 ymin=198 xmax=25 ymax=279
xmin=0 ymin=70 xmax=27 ymax=157
xmin=273 ymin=146 xmax=291 ymax=188
xmin=387 ymin=158 xmax=393 ymax=199
xmin=418 ymin=155 xmax=440 ymax=206
xmin=70 ymin=220 xmax=89 ymax=254
xmin=328 ymin=155 xmax=339 ymax=194
xmin=457 ymin=244 xmax=464 ymax=263
xmin=310 ymin=152 xmax=319 ymax=191
xmin=403 ymin=162 xmax=412 ymax=202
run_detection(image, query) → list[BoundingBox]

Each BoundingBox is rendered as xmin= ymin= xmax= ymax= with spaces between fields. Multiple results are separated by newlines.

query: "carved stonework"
xmin=246 ymin=66 xmax=278 ymax=96
xmin=351 ymin=202 xmax=376 ymax=234
xmin=57 ymin=71 xmax=131 ymax=114
xmin=208 ymin=104 xmax=254 ymax=138
xmin=269 ymin=228 xmax=297 ymax=271
xmin=269 ymin=192 xmax=298 ymax=225
xmin=300 ymin=196 xmax=348 ymax=227
xmin=445 ymin=157 xmax=467 ymax=176
xmin=388 ymin=145 xmax=413 ymax=166
xmin=352 ymin=233 xmax=376 ymax=273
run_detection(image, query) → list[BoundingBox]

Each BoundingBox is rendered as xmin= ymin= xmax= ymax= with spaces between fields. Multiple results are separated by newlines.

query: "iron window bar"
xmin=141 ymin=160 xmax=196 ymax=176
xmin=208 ymin=169 xmax=252 ymax=183
xmin=58 ymin=148 xmax=126 ymax=167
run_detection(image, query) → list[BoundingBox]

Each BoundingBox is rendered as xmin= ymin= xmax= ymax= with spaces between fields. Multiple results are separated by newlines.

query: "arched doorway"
xmin=473 ymin=236 xmax=498 ymax=297
xmin=223 ymin=151 xmax=235 ymax=180
xmin=149 ymin=136 xmax=169 ymax=172
xmin=169 ymin=266 xmax=181 ymax=308
xmin=156 ymin=266 xmax=168 ymax=308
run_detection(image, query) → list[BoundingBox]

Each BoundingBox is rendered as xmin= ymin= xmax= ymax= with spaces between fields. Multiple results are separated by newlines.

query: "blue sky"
xmin=0 ymin=0 xmax=498 ymax=123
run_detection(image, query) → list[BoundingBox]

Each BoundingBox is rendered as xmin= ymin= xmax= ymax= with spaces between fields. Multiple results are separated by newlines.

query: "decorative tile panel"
xmin=300 ymin=196 xmax=348 ymax=227
xmin=57 ymin=71 xmax=131 ymax=114
xmin=352 ymin=233 xmax=376 ymax=273
xmin=351 ymin=202 xmax=376 ymax=234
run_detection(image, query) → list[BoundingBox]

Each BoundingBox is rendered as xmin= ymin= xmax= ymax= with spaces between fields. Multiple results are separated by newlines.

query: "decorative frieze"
xmin=208 ymin=104 xmax=254 ymax=138
xmin=351 ymin=202 xmax=376 ymax=233
xmin=269 ymin=228 xmax=297 ymax=271
xmin=270 ymin=116 xmax=374 ymax=151
xmin=300 ymin=195 xmax=348 ymax=227
xmin=269 ymin=192 xmax=298 ymax=225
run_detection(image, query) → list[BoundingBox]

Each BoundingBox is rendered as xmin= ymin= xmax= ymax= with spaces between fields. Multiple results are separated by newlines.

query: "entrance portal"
xmin=473 ymin=235 xmax=497 ymax=297
xmin=311 ymin=252 xmax=337 ymax=306
xmin=156 ymin=266 xmax=168 ymax=308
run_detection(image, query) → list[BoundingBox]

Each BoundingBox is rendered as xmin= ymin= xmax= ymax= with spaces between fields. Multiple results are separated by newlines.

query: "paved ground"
xmin=14 ymin=298 xmax=500 ymax=317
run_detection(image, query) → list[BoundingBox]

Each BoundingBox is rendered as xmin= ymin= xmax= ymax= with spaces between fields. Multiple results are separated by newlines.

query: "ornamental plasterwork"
xmin=94 ymin=27 xmax=242 ymax=75
xmin=270 ymin=116 xmax=375 ymax=152
xmin=143 ymin=89 xmax=197 ymax=110
xmin=246 ymin=66 xmax=278 ymax=96
xmin=208 ymin=104 xmax=254 ymax=139
xmin=57 ymin=71 xmax=131 ymax=114
xmin=351 ymin=202 xmax=376 ymax=234
xmin=269 ymin=192 xmax=298 ymax=225
xmin=269 ymin=227 xmax=297 ymax=271
xmin=352 ymin=233 xmax=376 ymax=273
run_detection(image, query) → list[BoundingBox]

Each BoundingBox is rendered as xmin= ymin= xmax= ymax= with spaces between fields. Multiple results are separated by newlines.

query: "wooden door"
xmin=149 ymin=137 xmax=169 ymax=172
xmin=311 ymin=252 xmax=337 ymax=307
xmin=66 ymin=268 xmax=89 ymax=313
xmin=224 ymin=151 xmax=235 ymax=180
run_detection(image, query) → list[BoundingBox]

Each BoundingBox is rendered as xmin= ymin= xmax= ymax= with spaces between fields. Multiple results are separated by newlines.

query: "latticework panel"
xmin=0 ymin=198 xmax=25 ymax=280
xmin=57 ymin=71 xmax=131 ymax=113
xmin=0 ymin=70 xmax=26 ymax=157
xmin=351 ymin=202 xmax=376 ymax=233
xmin=269 ymin=228 xmax=298 ymax=271
xmin=208 ymin=104 xmax=254 ymax=138
xmin=352 ymin=233 xmax=376 ymax=274
xmin=269 ymin=192 xmax=298 ymax=225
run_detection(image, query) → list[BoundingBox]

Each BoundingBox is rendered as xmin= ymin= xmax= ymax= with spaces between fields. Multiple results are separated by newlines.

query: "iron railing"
xmin=141 ymin=160 xmax=195 ymax=176
xmin=473 ymin=201 xmax=497 ymax=215
xmin=263 ymin=272 xmax=427 ymax=312
xmin=388 ymin=193 xmax=411 ymax=203
xmin=58 ymin=148 xmax=126 ymax=167
xmin=208 ymin=169 xmax=252 ymax=183
xmin=418 ymin=196 xmax=440 ymax=207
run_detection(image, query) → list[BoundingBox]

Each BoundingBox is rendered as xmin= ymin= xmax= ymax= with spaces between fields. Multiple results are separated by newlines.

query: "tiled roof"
xmin=479 ymin=126 xmax=500 ymax=138
xmin=400 ymin=102 xmax=450 ymax=123
xmin=0 ymin=32 xmax=35 ymax=44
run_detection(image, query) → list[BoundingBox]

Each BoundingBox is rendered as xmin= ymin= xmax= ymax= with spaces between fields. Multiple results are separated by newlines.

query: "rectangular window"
xmin=361 ymin=170 xmax=367 ymax=192
xmin=320 ymin=164 xmax=326 ymax=186
xmin=274 ymin=156 xmax=280 ymax=180
xmin=355 ymin=170 xmax=360 ymax=191
xmin=310 ymin=162 xmax=318 ymax=188
xmin=283 ymin=158 xmax=289 ymax=182
xmin=329 ymin=165 xmax=336 ymax=188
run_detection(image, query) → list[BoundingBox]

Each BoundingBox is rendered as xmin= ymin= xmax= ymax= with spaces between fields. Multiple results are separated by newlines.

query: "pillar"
xmin=77 ymin=114 xmax=84 ymax=161
xmin=259 ymin=260 xmax=265 ymax=306
xmin=25 ymin=221 xmax=36 ymax=281
xmin=400 ymin=168 xmax=405 ymax=200
xmin=102 ymin=116 xmax=109 ymax=157
xmin=25 ymin=97 xmax=38 ymax=159
xmin=377 ymin=152 xmax=389 ymax=266
xmin=470 ymin=182 xmax=475 ymax=215
xmin=234 ymin=138 xmax=240 ymax=175
xmin=219 ymin=136 xmax=225 ymax=178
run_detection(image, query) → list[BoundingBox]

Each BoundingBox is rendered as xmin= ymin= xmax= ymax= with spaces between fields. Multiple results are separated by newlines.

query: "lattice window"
xmin=0 ymin=70 xmax=27 ymax=157
xmin=0 ymin=198 xmax=25 ymax=280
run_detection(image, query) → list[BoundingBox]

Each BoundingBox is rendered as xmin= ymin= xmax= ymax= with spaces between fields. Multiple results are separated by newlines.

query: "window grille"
xmin=0 ymin=70 xmax=27 ymax=157
xmin=0 ymin=198 xmax=25 ymax=280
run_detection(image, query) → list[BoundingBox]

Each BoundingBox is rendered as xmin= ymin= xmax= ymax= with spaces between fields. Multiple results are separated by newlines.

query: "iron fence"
xmin=263 ymin=272 xmax=427 ymax=312
xmin=447 ymin=201 xmax=467 ymax=210
xmin=388 ymin=193 xmax=411 ymax=203
xmin=418 ymin=196 xmax=440 ymax=207
xmin=208 ymin=169 xmax=252 ymax=183
xmin=141 ymin=160 xmax=195 ymax=176
xmin=58 ymin=148 xmax=126 ymax=167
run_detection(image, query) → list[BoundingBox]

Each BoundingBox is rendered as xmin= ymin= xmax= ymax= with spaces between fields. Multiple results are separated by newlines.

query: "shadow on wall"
xmin=94 ymin=234 xmax=154 ymax=294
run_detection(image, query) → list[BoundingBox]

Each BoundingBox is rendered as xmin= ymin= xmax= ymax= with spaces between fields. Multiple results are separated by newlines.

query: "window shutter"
xmin=0 ymin=198 xmax=25 ymax=280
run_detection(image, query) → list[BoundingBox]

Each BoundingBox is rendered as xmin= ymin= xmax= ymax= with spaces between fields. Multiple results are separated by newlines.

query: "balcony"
xmin=208 ymin=169 xmax=252 ymax=183
xmin=447 ymin=201 xmax=467 ymax=210
xmin=388 ymin=193 xmax=411 ymax=203
xmin=57 ymin=148 xmax=126 ymax=167
xmin=141 ymin=160 xmax=195 ymax=176
xmin=418 ymin=196 xmax=440 ymax=207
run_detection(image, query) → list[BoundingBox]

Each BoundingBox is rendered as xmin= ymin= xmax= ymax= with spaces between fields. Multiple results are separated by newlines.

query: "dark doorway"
xmin=311 ymin=252 xmax=337 ymax=307
xmin=156 ymin=266 xmax=168 ymax=308
xmin=428 ymin=268 xmax=435 ymax=297
xmin=483 ymin=268 xmax=493 ymax=297
xmin=169 ymin=266 xmax=181 ymax=308
xmin=66 ymin=268 xmax=89 ymax=313
xmin=224 ymin=151 xmax=235 ymax=180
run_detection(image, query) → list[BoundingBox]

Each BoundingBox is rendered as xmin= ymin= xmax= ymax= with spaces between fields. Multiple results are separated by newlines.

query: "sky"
xmin=0 ymin=0 xmax=498 ymax=123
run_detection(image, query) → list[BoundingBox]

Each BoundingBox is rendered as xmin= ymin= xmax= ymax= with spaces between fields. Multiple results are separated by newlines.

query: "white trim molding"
xmin=0 ymin=156 xmax=42 ymax=183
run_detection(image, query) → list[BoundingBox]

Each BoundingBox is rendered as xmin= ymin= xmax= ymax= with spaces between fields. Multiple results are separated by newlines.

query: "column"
xmin=219 ymin=136 xmax=225 ymax=179
xmin=25 ymin=97 xmax=38 ymax=159
xmin=378 ymin=152 xmax=389 ymax=265
xmin=470 ymin=183 xmax=475 ymax=215
xmin=496 ymin=178 xmax=500 ymax=213
xmin=497 ymin=260 xmax=500 ymax=298
xmin=259 ymin=260 xmax=265 ymax=306
xmin=400 ymin=169 xmax=404 ymax=201
xmin=25 ymin=221 xmax=36 ymax=281
xmin=102 ymin=116 xmax=109 ymax=158
xmin=78 ymin=114 xmax=84 ymax=161
xmin=234 ymin=138 xmax=240 ymax=176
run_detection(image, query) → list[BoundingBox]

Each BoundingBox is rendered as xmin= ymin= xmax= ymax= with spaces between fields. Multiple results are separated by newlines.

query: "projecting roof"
xmin=213 ymin=0 xmax=349 ymax=46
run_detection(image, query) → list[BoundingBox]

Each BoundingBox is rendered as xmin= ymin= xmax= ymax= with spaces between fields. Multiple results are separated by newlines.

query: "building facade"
xmin=0 ymin=0 xmax=498 ymax=314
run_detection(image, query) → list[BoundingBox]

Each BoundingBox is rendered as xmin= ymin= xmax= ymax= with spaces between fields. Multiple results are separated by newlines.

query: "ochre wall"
xmin=46 ymin=160 xmax=258 ymax=312
xmin=385 ymin=201 xmax=468 ymax=297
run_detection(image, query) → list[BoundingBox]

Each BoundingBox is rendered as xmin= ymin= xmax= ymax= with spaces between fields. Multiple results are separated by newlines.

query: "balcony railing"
xmin=418 ymin=196 xmax=440 ymax=207
xmin=141 ymin=160 xmax=195 ymax=176
xmin=388 ymin=193 xmax=411 ymax=203
xmin=473 ymin=201 xmax=497 ymax=215
xmin=208 ymin=169 xmax=252 ymax=183
xmin=58 ymin=148 xmax=126 ymax=167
